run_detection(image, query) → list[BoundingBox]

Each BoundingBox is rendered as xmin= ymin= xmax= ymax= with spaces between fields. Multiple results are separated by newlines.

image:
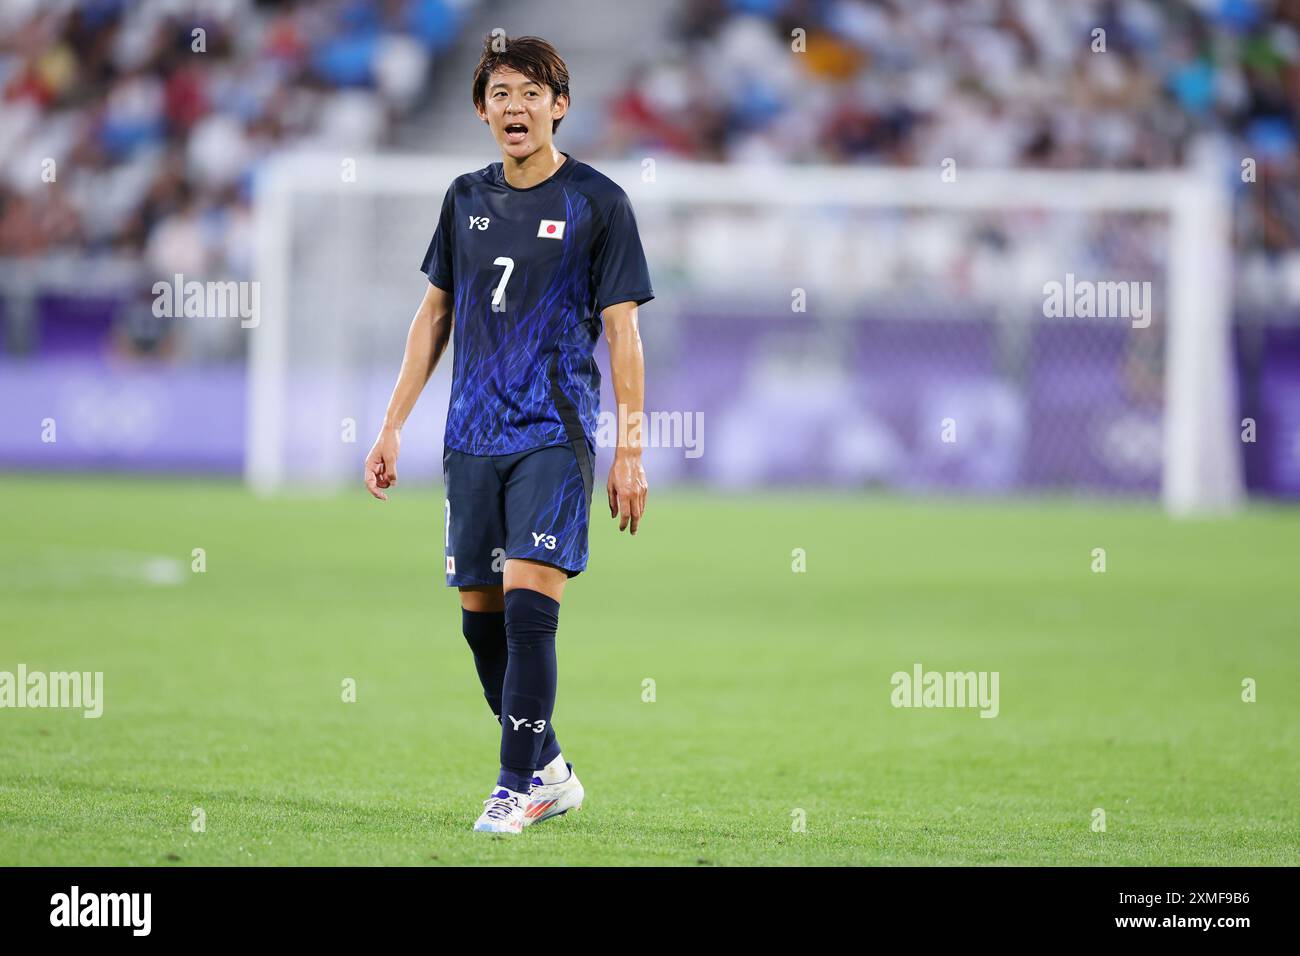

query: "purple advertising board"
xmin=2 ymin=304 xmax=1298 ymax=498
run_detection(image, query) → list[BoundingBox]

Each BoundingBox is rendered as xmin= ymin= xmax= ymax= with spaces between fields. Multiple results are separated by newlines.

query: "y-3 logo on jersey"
xmin=531 ymin=531 xmax=557 ymax=551
xmin=468 ymin=215 xmax=490 ymax=230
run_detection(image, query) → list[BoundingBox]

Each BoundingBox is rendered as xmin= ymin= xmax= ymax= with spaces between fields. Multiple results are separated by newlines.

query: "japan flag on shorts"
xmin=537 ymin=219 xmax=566 ymax=239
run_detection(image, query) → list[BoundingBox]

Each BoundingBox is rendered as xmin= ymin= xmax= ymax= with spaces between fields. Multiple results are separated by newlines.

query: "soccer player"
xmin=363 ymin=35 xmax=653 ymax=834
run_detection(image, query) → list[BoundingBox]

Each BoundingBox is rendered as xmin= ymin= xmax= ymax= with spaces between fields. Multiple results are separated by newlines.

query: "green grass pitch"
xmin=1 ymin=474 xmax=1296 ymax=866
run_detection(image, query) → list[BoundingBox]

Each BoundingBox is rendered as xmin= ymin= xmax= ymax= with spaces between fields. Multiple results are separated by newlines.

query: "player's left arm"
xmin=603 ymin=300 xmax=647 ymax=535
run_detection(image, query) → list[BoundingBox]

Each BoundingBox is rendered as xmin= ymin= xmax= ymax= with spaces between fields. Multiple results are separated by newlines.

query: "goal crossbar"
xmin=249 ymin=153 xmax=1241 ymax=514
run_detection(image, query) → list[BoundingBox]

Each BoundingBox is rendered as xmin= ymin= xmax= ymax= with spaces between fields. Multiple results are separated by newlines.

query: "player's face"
xmin=477 ymin=67 xmax=567 ymax=160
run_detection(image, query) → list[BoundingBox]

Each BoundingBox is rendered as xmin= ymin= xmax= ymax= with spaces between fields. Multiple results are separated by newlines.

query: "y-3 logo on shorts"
xmin=507 ymin=715 xmax=547 ymax=734
xmin=531 ymin=531 xmax=557 ymax=551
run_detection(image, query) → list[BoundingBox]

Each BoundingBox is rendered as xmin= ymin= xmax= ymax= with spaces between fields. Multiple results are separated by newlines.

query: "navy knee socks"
xmin=461 ymin=596 xmax=562 ymax=793
xmin=496 ymin=588 xmax=561 ymax=793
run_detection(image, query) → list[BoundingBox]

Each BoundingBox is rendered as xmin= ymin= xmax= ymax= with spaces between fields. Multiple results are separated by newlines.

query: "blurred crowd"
xmin=600 ymin=0 xmax=1300 ymax=300
xmin=0 ymin=0 xmax=472 ymax=277
xmin=1 ymin=0 xmax=1298 ymax=302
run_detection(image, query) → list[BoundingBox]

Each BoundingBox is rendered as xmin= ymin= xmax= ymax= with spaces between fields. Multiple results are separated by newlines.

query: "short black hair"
xmin=472 ymin=34 xmax=571 ymax=134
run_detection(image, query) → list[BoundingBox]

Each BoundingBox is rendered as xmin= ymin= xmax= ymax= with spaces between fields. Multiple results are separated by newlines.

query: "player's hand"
xmin=607 ymin=452 xmax=647 ymax=534
xmin=364 ymin=427 xmax=401 ymax=500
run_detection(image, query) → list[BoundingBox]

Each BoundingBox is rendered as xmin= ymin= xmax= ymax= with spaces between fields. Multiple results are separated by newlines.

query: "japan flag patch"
xmin=537 ymin=219 xmax=566 ymax=239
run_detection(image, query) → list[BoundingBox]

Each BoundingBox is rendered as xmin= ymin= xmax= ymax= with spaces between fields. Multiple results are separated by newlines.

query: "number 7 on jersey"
xmin=491 ymin=256 xmax=514 ymax=308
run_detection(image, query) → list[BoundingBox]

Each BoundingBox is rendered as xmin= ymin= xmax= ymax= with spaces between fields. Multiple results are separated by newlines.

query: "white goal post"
xmin=248 ymin=151 xmax=1241 ymax=515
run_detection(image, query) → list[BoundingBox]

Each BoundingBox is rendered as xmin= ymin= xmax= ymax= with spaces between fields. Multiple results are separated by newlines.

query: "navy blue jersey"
xmin=420 ymin=153 xmax=653 ymax=457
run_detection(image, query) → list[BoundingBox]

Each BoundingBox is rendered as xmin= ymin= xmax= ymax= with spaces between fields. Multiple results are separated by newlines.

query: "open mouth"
xmin=504 ymin=122 xmax=528 ymax=145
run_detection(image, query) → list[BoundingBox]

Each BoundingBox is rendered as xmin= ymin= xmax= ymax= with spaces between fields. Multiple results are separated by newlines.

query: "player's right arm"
xmin=364 ymin=282 xmax=453 ymax=500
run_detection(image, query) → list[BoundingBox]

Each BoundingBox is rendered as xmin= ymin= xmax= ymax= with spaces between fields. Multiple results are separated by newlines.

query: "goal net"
xmin=248 ymin=152 xmax=1241 ymax=515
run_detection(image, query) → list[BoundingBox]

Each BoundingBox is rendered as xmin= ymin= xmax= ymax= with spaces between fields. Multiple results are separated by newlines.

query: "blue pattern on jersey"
xmin=421 ymin=154 xmax=653 ymax=457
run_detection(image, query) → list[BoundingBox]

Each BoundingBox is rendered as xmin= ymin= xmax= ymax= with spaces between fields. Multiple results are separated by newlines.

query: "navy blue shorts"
xmin=442 ymin=441 xmax=595 ymax=587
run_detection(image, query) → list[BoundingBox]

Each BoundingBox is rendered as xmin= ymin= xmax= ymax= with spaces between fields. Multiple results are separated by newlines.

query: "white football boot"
xmin=472 ymin=787 xmax=528 ymax=834
xmin=523 ymin=763 xmax=584 ymax=826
